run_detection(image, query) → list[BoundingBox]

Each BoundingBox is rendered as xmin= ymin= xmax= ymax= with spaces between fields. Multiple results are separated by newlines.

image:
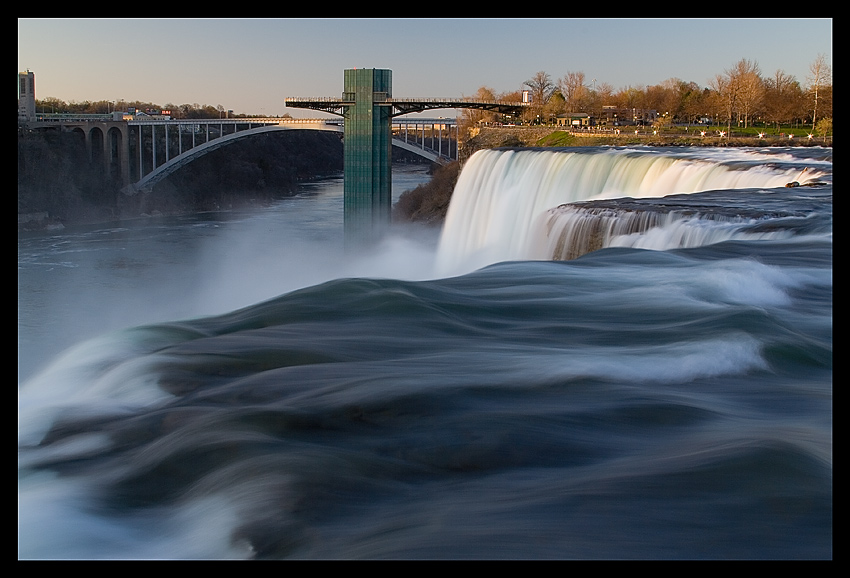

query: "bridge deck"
xmin=284 ymin=97 xmax=525 ymax=117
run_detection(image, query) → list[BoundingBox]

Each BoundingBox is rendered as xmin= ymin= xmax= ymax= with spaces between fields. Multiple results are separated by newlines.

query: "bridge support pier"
xmin=84 ymin=122 xmax=131 ymax=187
xmin=342 ymin=68 xmax=393 ymax=246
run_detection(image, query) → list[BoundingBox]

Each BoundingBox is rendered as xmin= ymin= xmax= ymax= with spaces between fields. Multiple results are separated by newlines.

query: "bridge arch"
xmin=106 ymin=126 xmax=128 ymax=182
xmin=126 ymin=123 xmax=446 ymax=194
xmin=89 ymin=127 xmax=105 ymax=166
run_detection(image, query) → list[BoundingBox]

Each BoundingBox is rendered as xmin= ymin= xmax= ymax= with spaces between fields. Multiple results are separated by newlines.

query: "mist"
xmin=18 ymin=168 xmax=440 ymax=385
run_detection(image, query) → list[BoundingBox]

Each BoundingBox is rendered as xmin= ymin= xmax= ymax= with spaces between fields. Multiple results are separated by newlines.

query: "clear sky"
xmin=18 ymin=18 xmax=832 ymax=118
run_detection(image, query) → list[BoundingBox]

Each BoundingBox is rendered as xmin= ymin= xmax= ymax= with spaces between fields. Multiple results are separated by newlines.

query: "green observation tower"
xmin=342 ymin=68 xmax=393 ymax=245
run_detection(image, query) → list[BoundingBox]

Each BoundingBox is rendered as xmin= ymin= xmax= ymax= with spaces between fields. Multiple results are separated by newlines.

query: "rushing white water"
xmin=435 ymin=147 xmax=827 ymax=275
xmin=538 ymin=206 xmax=792 ymax=261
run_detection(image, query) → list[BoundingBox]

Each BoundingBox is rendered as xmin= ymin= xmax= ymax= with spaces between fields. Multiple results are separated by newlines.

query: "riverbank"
xmin=462 ymin=126 xmax=833 ymax=155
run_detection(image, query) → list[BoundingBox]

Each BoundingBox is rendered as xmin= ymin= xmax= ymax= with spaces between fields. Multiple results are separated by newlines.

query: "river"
xmin=19 ymin=149 xmax=832 ymax=559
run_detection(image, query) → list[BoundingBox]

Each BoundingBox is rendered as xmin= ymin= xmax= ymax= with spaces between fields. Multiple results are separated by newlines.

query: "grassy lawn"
xmin=531 ymin=127 xmax=829 ymax=147
xmin=666 ymin=125 xmax=818 ymax=137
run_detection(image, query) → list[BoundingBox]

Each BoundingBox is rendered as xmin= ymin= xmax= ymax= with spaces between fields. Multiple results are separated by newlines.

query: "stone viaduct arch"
xmin=27 ymin=119 xmax=131 ymax=187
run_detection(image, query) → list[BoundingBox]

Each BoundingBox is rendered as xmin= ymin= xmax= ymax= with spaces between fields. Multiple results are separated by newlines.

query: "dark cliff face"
xmin=18 ymin=129 xmax=118 ymax=227
xmin=18 ymin=129 xmax=344 ymax=229
xmin=393 ymin=161 xmax=460 ymax=225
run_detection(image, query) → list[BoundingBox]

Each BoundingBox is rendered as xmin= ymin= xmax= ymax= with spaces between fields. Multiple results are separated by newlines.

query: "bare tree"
xmin=523 ymin=71 xmax=555 ymax=123
xmin=710 ymin=59 xmax=761 ymax=133
xmin=709 ymin=73 xmax=736 ymax=135
xmin=763 ymin=70 xmax=803 ymax=132
xmin=585 ymin=82 xmax=613 ymax=120
xmin=731 ymin=59 xmax=763 ymax=128
xmin=612 ymin=86 xmax=648 ymax=124
xmin=676 ymin=81 xmax=706 ymax=126
xmin=559 ymin=72 xmax=588 ymax=112
xmin=524 ymin=71 xmax=555 ymax=104
xmin=643 ymin=80 xmax=681 ymax=122
xmin=807 ymin=54 xmax=831 ymax=130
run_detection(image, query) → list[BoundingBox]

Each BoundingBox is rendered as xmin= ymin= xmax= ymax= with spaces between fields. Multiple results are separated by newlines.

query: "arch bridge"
xmin=128 ymin=116 xmax=461 ymax=193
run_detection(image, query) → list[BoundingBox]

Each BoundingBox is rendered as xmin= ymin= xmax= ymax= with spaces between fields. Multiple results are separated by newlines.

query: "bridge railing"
xmin=126 ymin=117 xmax=455 ymax=126
xmin=33 ymin=113 xmax=115 ymax=122
xmin=127 ymin=117 xmax=349 ymax=128
xmin=285 ymin=97 xmax=349 ymax=102
xmin=389 ymin=97 xmax=524 ymax=106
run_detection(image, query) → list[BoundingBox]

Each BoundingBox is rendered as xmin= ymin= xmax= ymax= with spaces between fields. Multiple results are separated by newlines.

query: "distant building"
xmin=132 ymin=110 xmax=172 ymax=120
xmin=18 ymin=70 xmax=36 ymax=122
xmin=599 ymin=105 xmax=658 ymax=126
xmin=556 ymin=112 xmax=592 ymax=127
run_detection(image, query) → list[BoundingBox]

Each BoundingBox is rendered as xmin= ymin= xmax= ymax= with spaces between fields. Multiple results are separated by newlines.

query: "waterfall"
xmin=435 ymin=147 xmax=826 ymax=274
xmin=539 ymin=205 xmax=793 ymax=261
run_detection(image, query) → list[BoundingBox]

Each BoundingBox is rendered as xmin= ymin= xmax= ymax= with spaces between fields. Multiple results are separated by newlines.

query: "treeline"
xmin=35 ymin=54 xmax=831 ymax=135
xmin=33 ymin=98 xmax=291 ymax=119
xmin=462 ymin=55 xmax=832 ymax=136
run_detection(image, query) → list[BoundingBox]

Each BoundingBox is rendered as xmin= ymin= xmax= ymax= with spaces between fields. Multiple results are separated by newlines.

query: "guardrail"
xmin=32 ymin=114 xmax=114 ymax=122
